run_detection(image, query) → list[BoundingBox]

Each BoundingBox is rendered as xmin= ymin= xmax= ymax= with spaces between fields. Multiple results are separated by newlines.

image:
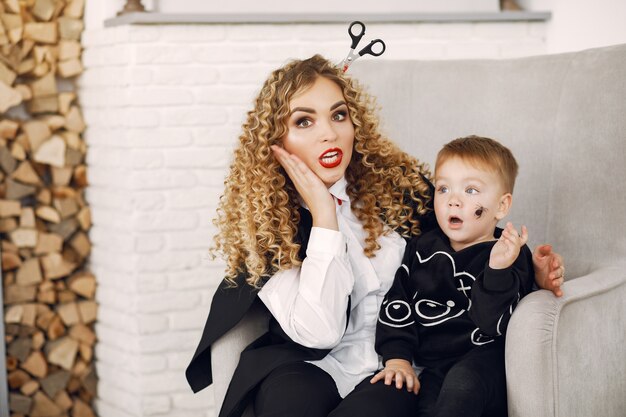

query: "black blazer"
xmin=186 ymin=183 xmax=435 ymax=417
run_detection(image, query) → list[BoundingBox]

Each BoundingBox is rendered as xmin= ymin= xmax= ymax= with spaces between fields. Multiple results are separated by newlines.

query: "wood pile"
xmin=1 ymin=0 xmax=96 ymax=416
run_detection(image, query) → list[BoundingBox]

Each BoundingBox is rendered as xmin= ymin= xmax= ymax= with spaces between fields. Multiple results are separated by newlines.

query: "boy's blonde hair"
xmin=435 ymin=135 xmax=519 ymax=193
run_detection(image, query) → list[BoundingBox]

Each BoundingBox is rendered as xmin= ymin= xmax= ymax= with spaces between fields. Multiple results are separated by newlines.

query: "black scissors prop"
xmin=341 ymin=21 xmax=386 ymax=72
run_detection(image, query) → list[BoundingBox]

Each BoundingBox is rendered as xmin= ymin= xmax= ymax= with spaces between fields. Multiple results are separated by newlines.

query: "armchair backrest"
xmin=352 ymin=44 xmax=626 ymax=278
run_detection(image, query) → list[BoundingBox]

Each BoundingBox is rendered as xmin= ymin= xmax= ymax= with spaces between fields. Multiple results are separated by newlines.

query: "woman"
xmin=186 ymin=55 xmax=564 ymax=417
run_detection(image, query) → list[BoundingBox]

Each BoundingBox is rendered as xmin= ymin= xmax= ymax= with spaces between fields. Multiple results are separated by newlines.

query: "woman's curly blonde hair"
xmin=213 ymin=55 xmax=432 ymax=287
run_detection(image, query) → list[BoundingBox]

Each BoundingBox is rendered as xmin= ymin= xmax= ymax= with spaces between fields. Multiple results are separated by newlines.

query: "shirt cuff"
xmin=483 ymin=266 xmax=516 ymax=292
xmin=307 ymin=227 xmax=347 ymax=257
xmin=380 ymin=343 xmax=415 ymax=365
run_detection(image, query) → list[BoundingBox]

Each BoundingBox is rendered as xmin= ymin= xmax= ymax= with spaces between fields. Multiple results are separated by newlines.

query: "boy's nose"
xmin=448 ymin=195 xmax=462 ymax=207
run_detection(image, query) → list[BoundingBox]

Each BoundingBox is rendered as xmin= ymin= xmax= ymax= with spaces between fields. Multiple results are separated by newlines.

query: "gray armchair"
xmin=210 ymin=44 xmax=626 ymax=417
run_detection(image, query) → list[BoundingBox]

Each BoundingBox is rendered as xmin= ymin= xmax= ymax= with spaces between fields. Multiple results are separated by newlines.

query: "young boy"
xmin=372 ymin=135 xmax=535 ymax=417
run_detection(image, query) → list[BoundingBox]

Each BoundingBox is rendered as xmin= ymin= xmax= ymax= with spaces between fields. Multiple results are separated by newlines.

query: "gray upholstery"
xmin=211 ymin=44 xmax=626 ymax=417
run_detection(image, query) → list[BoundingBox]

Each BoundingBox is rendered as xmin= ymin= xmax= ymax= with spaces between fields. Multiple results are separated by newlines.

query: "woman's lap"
xmin=253 ymin=347 xmax=506 ymax=417
xmin=254 ymin=361 xmax=341 ymax=417
xmin=328 ymin=373 xmax=420 ymax=417
xmin=254 ymin=363 xmax=419 ymax=417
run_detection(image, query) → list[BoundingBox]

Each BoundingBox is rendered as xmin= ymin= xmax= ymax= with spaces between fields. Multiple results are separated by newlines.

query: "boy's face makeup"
xmin=434 ymin=157 xmax=511 ymax=252
xmin=281 ymin=76 xmax=354 ymax=188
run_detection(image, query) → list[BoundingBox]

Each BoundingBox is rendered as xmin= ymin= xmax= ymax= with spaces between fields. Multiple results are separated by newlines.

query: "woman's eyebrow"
xmin=291 ymin=101 xmax=347 ymax=115
xmin=291 ymin=106 xmax=315 ymax=115
xmin=330 ymin=101 xmax=347 ymax=110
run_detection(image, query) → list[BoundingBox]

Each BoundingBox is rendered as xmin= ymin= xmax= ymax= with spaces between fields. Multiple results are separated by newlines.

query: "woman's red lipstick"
xmin=319 ymin=148 xmax=343 ymax=168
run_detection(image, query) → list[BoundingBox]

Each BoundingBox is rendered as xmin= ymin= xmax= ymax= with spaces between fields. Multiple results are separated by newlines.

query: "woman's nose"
xmin=319 ymin=121 xmax=338 ymax=142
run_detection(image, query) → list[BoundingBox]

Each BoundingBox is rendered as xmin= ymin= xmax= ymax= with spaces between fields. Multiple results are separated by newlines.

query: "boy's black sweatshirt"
xmin=375 ymin=227 xmax=534 ymax=367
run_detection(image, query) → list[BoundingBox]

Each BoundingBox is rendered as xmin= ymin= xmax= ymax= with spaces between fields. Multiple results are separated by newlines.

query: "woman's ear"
xmin=495 ymin=193 xmax=512 ymax=220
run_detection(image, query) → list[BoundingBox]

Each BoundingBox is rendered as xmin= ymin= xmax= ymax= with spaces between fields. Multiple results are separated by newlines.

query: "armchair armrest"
xmin=505 ymin=265 xmax=626 ymax=417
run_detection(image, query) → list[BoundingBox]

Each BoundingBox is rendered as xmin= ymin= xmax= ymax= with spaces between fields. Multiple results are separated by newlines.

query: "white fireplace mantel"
xmin=104 ymin=11 xmax=551 ymax=27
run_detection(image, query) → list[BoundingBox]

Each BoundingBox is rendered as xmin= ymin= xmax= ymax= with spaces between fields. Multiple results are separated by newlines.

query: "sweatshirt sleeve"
xmin=258 ymin=227 xmax=354 ymax=349
xmin=375 ymin=238 xmax=420 ymax=365
xmin=468 ymin=244 xmax=535 ymax=337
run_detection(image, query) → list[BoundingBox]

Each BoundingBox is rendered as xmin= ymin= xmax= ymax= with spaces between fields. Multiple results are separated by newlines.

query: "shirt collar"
xmin=328 ymin=176 xmax=350 ymax=204
xmin=298 ymin=176 xmax=350 ymax=210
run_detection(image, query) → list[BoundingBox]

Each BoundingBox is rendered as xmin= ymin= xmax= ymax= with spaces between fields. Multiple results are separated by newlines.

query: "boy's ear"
xmin=495 ymin=193 xmax=512 ymax=220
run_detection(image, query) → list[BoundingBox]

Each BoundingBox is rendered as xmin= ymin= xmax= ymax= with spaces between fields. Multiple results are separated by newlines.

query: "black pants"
xmin=254 ymin=362 xmax=420 ymax=417
xmin=254 ymin=343 xmax=506 ymax=417
xmin=416 ymin=343 xmax=508 ymax=417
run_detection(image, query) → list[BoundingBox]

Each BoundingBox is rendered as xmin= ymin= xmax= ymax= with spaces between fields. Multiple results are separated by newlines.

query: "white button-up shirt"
xmin=258 ymin=177 xmax=406 ymax=397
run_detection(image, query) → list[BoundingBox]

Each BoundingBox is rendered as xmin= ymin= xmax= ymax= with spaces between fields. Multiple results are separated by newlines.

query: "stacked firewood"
xmin=1 ymin=0 xmax=97 ymax=416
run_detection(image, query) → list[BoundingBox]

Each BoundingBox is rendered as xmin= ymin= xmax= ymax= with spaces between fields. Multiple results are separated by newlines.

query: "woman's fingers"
xmin=271 ymin=145 xmax=304 ymax=184
xmin=550 ymin=257 xmax=565 ymax=278
xmin=271 ymin=145 xmax=324 ymax=188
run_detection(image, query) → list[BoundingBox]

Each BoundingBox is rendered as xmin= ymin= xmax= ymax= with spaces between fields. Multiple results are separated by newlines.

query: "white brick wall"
xmin=81 ymin=22 xmax=546 ymax=417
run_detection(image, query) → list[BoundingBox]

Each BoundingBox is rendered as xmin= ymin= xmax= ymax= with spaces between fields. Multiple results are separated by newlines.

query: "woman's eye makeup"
xmin=292 ymin=106 xmax=348 ymax=127
xmin=332 ymin=110 xmax=348 ymax=121
xmin=296 ymin=118 xmax=312 ymax=128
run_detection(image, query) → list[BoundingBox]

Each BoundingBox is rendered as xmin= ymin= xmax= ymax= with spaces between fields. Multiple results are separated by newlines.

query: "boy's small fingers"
xmin=520 ymin=226 xmax=529 ymax=245
xmin=370 ymin=373 xmax=381 ymax=384
xmin=395 ymin=372 xmax=404 ymax=389
xmin=405 ymin=375 xmax=413 ymax=391
xmin=385 ymin=372 xmax=394 ymax=386
xmin=503 ymin=232 xmax=517 ymax=245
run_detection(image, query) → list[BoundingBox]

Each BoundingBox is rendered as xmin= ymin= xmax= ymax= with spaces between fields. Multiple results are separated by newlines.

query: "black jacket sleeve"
xmin=185 ymin=272 xmax=259 ymax=392
xmin=375 ymin=238 xmax=420 ymax=365
xmin=468 ymin=244 xmax=535 ymax=338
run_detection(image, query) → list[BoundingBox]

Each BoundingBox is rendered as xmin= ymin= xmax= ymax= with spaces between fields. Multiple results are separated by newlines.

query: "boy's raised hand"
xmin=370 ymin=359 xmax=420 ymax=395
xmin=489 ymin=222 xmax=528 ymax=270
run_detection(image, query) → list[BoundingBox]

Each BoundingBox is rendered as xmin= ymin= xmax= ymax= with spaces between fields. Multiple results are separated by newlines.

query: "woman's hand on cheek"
xmin=271 ymin=145 xmax=338 ymax=231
